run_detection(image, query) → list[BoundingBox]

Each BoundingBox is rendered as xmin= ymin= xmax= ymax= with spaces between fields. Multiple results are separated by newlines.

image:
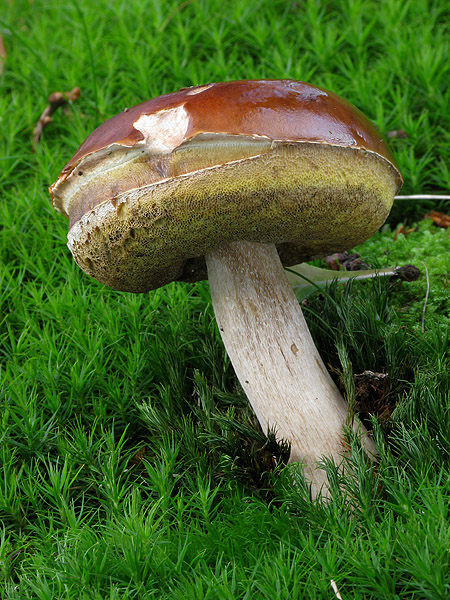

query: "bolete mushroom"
xmin=50 ymin=79 xmax=402 ymax=496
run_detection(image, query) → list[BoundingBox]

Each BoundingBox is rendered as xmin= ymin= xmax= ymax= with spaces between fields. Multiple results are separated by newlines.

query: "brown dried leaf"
xmin=424 ymin=210 xmax=450 ymax=228
xmin=394 ymin=224 xmax=416 ymax=240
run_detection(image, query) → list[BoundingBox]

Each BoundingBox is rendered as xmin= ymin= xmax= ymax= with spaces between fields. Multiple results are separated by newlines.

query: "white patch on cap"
xmin=133 ymin=104 xmax=190 ymax=153
xmin=185 ymin=84 xmax=213 ymax=95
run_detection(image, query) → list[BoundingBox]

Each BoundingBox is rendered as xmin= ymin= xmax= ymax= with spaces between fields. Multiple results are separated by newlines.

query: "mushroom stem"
xmin=205 ymin=240 xmax=376 ymax=496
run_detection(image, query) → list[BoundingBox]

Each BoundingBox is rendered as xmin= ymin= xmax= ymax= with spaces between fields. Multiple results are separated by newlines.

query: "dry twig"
xmin=395 ymin=194 xmax=450 ymax=201
xmin=32 ymin=87 xmax=81 ymax=147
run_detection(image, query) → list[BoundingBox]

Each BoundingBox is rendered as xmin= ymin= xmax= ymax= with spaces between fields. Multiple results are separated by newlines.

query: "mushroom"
xmin=50 ymin=79 xmax=402 ymax=496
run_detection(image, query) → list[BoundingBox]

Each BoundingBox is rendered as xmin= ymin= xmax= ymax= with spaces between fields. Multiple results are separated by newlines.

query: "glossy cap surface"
xmin=50 ymin=79 xmax=402 ymax=292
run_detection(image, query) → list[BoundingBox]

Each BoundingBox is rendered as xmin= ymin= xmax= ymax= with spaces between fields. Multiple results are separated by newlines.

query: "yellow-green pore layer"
xmin=65 ymin=141 xmax=401 ymax=293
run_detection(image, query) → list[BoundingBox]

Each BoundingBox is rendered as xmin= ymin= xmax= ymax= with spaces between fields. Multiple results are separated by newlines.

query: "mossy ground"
xmin=1 ymin=0 xmax=449 ymax=597
xmin=358 ymin=218 xmax=450 ymax=331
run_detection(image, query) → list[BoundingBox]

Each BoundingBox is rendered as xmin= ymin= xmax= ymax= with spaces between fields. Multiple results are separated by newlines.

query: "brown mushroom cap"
xmin=50 ymin=79 xmax=402 ymax=292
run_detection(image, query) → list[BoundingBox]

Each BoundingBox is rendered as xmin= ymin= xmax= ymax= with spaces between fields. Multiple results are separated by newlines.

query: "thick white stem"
xmin=205 ymin=241 xmax=375 ymax=497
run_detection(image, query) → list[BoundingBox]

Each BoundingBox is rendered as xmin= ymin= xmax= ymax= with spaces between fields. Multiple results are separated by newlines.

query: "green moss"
xmin=356 ymin=218 xmax=450 ymax=331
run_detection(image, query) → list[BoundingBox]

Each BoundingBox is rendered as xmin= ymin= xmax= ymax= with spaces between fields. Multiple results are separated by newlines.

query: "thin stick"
xmin=70 ymin=0 xmax=99 ymax=112
xmin=159 ymin=0 xmax=196 ymax=31
xmin=395 ymin=195 xmax=450 ymax=200
xmin=32 ymin=87 xmax=81 ymax=147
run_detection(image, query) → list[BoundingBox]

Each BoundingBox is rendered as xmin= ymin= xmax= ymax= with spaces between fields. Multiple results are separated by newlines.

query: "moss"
xmin=355 ymin=217 xmax=450 ymax=331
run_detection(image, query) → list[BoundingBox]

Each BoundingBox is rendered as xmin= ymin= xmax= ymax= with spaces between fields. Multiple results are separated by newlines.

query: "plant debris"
xmin=324 ymin=251 xmax=370 ymax=271
xmin=32 ymin=87 xmax=81 ymax=147
xmin=424 ymin=210 xmax=450 ymax=228
xmin=390 ymin=264 xmax=420 ymax=282
xmin=330 ymin=580 xmax=344 ymax=600
xmin=386 ymin=129 xmax=408 ymax=139
xmin=354 ymin=370 xmax=393 ymax=421
xmin=393 ymin=224 xmax=416 ymax=240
